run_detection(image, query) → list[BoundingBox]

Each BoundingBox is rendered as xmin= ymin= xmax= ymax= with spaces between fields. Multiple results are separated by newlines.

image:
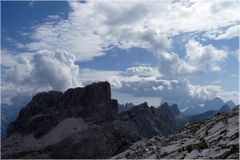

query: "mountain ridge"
xmin=1 ymin=82 xmax=140 ymax=159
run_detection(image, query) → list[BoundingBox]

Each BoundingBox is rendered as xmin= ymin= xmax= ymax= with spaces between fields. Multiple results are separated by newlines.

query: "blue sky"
xmin=1 ymin=0 xmax=239 ymax=108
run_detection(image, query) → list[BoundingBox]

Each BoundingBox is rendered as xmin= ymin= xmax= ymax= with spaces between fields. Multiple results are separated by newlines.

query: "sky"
xmin=1 ymin=0 xmax=239 ymax=109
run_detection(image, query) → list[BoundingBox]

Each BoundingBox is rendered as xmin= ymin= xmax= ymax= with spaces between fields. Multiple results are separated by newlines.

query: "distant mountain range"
xmin=188 ymin=103 xmax=232 ymax=123
xmin=183 ymin=97 xmax=236 ymax=116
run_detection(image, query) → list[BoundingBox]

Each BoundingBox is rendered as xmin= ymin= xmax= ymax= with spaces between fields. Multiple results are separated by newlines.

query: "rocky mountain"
xmin=1 ymin=82 xmax=140 ymax=159
xmin=218 ymin=104 xmax=231 ymax=113
xmin=169 ymin=104 xmax=188 ymax=126
xmin=120 ymin=102 xmax=178 ymax=138
xmin=118 ymin=103 xmax=134 ymax=113
xmin=183 ymin=97 xmax=225 ymax=116
xmin=112 ymin=108 xmax=239 ymax=159
xmin=169 ymin=104 xmax=181 ymax=116
xmin=188 ymin=110 xmax=217 ymax=123
xmin=204 ymin=97 xmax=225 ymax=111
xmin=225 ymin=100 xmax=236 ymax=109
xmin=188 ymin=104 xmax=234 ymax=123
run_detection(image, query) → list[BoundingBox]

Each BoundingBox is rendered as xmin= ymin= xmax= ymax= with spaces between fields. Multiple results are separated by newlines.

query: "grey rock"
xmin=7 ymin=82 xmax=119 ymax=138
xmin=2 ymin=82 xmax=140 ymax=159
xmin=218 ymin=104 xmax=231 ymax=113
xmin=120 ymin=102 xmax=178 ymax=138
xmin=113 ymin=108 xmax=239 ymax=159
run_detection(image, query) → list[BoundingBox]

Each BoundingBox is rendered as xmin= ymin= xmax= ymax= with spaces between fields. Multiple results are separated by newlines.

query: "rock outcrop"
xmin=1 ymin=82 xmax=140 ymax=159
xmin=169 ymin=104 xmax=181 ymax=116
xmin=120 ymin=102 xmax=178 ymax=138
xmin=7 ymin=82 xmax=119 ymax=138
xmin=112 ymin=108 xmax=239 ymax=159
xmin=169 ymin=104 xmax=188 ymax=126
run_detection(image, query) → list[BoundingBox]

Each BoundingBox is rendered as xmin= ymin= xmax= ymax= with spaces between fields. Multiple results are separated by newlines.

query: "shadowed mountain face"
xmin=120 ymin=102 xmax=178 ymax=138
xmin=169 ymin=104 xmax=189 ymax=126
xmin=7 ymin=82 xmax=119 ymax=139
xmin=1 ymin=82 xmax=140 ymax=159
xmin=169 ymin=104 xmax=181 ymax=116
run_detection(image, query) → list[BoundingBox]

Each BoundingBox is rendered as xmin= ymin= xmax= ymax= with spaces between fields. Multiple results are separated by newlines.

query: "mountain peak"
xmin=218 ymin=104 xmax=230 ymax=113
xmin=170 ymin=104 xmax=181 ymax=116
xmin=203 ymin=97 xmax=224 ymax=111
xmin=225 ymin=100 xmax=236 ymax=109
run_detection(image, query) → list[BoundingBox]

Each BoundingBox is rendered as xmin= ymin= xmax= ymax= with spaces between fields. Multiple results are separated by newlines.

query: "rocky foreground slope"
xmin=113 ymin=108 xmax=239 ymax=159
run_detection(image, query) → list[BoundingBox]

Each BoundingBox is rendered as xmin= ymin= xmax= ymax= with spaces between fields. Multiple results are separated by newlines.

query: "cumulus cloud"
xmin=185 ymin=39 xmax=228 ymax=64
xmin=1 ymin=49 xmax=81 ymax=105
xmin=32 ymin=50 xmax=81 ymax=90
xmin=157 ymin=39 xmax=228 ymax=77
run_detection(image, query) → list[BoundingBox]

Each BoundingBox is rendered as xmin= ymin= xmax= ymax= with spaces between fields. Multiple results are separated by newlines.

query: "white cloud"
xmin=32 ymin=50 xmax=81 ymax=90
xmin=205 ymin=24 xmax=240 ymax=40
xmin=218 ymin=91 xmax=239 ymax=105
xmin=79 ymin=68 xmax=121 ymax=82
xmin=157 ymin=51 xmax=203 ymax=77
xmin=215 ymin=25 xmax=240 ymax=40
xmin=1 ymin=49 xmax=81 ymax=105
xmin=157 ymin=39 xmax=228 ymax=77
xmin=125 ymin=66 xmax=161 ymax=77
xmin=113 ymin=76 xmax=239 ymax=107
xmin=185 ymin=39 xmax=228 ymax=63
xmin=112 ymin=76 xmax=222 ymax=108
xmin=77 ymin=67 xmax=232 ymax=108
xmin=20 ymin=0 xmax=239 ymax=61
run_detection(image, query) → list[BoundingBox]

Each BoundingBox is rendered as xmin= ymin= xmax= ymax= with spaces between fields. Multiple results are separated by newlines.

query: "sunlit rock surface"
xmin=113 ymin=108 xmax=239 ymax=159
